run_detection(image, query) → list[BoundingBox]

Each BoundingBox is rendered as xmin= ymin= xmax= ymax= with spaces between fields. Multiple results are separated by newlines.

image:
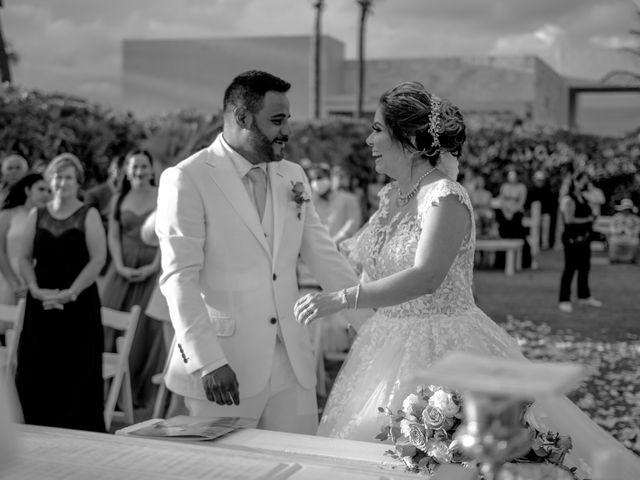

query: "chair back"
xmin=101 ymin=305 xmax=140 ymax=369
xmin=101 ymin=305 xmax=140 ymax=430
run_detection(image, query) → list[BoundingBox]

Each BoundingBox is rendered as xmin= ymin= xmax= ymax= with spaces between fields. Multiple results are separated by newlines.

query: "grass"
xmin=474 ymin=248 xmax=640 ymax=454
xmin=474 ymin=249 xmax=640 ymax=340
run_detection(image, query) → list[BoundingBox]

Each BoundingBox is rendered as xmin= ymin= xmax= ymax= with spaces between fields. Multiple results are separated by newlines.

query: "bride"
xmin=294 ymin=81 xmax=640 ymax=477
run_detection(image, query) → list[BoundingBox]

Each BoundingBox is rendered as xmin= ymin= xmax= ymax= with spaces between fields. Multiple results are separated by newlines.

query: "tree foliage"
xmin=1 ymin=86 xmax=638 ymax=211
xmin=0 ymin=85 xmax=144 ymax=184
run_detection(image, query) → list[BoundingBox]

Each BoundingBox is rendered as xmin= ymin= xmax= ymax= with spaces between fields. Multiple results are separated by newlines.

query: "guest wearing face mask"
xmin=297 ymin=163 xmax=363 ymax=392
xmin=309 ymin=164 xmax=362 ymax=247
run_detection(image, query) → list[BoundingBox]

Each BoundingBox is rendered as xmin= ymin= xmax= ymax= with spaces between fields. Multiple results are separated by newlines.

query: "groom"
xmin=156 ymin=70 xmax=368 ymax=434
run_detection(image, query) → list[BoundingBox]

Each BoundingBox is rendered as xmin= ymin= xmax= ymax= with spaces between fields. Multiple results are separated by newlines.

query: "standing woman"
xmin=101 ymin=149 xmax=161 ymax=408
xmin=0 ymin=173 xmax=51 ymax=306
xmin=16 ymin=153 xmax=106 ymax=431
xmin=558 ymin=171 xmax=602 ymax=313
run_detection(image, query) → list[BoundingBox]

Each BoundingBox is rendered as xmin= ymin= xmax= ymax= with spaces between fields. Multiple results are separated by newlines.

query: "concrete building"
xmin=122 ymin=34 xmax=630 ymax=128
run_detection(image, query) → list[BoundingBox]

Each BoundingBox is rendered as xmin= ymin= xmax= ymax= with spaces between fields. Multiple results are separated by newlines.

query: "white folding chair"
xmin=0 ymin=299 xmax=26 ymax=380
xmin=102 ymin=305 xmax=140 ymax=430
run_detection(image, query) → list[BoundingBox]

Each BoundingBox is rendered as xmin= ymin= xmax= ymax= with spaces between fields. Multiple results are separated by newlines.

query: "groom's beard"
xmin=249 ymin=123 xmax=288 ymax=163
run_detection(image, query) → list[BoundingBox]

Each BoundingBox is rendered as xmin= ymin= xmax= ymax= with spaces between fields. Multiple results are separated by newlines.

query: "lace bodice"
xmin=346 ymin=178 xmax=476 ymax=317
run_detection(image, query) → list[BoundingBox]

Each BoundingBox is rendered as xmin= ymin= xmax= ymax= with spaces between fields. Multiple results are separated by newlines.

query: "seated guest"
xmin=495 ymin=197 xmax=532 ymax=270
xmin=498 ymin=167 xmax=527 ymax=216
xmin=468 ymin=174 xmax=496 ymax=239
xmin=16 ymin=153 xmax=106 ymax=432
xmin=609 ymin=198 xmax=640 ymax=263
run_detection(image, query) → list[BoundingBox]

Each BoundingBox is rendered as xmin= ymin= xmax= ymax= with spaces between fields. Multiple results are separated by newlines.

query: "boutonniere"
xmin=291 ymin=181 xmax=310 ymax=219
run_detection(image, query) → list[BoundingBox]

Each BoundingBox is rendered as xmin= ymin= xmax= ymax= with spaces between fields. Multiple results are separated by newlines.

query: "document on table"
xmin=8 ymin=429 xmax=303 ymax=480
xmin=126 ymin=415 xmax=254 ymax=441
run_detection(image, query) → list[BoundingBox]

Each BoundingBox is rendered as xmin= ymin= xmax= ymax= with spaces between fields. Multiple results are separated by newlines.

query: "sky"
xmin=3 ymin=0 xmax=640 ymax=133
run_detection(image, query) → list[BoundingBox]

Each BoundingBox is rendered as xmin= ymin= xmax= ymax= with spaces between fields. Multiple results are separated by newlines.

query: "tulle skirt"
xmin=317 ymin=308 xmax=640 ymax=478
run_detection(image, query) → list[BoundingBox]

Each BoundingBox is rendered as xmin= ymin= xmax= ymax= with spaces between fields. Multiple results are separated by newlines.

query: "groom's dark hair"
xmin=223 ymin=70 xmax=291 ymax=114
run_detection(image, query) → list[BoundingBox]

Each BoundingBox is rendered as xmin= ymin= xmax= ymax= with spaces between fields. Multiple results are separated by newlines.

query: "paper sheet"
xmin=127 ymin=416 xmax=254 ymax=440
xmin=5 ymin=431 xmax=292 ymax=480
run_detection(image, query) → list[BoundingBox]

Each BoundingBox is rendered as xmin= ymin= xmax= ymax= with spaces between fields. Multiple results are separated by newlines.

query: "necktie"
xmin=247 ymin=166 xmax=267 ymax=221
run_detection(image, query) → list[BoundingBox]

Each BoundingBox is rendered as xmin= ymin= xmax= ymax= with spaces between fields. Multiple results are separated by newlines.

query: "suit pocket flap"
xmin=210 ymin=315 xmax=236 ymax=337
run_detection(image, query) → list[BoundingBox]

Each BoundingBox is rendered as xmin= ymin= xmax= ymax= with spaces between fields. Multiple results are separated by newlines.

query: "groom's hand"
xmin=202 ymin=365 xmax=240 ymax=406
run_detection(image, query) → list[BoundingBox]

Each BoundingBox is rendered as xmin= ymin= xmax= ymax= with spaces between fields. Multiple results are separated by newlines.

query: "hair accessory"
xmin=428 ymin=95 xmax=442 ymax=150
xmin=354 ymin=284 xmax=361 ymax=310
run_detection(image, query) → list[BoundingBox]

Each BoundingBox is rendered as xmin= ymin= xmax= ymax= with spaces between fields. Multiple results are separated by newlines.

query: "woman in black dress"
xmin=16 ymin=153 xmax=106 ymax=432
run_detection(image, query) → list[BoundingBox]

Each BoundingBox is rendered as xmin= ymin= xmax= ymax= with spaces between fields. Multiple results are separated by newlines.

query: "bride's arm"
xmin=295 ymin=194 xmax=470 ymax=324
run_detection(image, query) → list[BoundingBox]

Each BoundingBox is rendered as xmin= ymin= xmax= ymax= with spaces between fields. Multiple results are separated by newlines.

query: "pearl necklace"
xmin=396 ymin=167 xmax=437 ymax=206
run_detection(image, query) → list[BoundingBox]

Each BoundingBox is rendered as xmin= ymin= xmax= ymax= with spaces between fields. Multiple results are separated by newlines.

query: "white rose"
xmin=428 ymin=390 xmax=459 ymax=418
xmin=403 ymin=394 xmax=427 ymax=418
xmin=400 ymin=419 xmax=413 ymax=437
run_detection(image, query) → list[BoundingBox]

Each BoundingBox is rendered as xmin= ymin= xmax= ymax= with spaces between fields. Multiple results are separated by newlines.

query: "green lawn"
xmin=474 ymin=249 xmax=640 ymax=454
xmin=475 ymin=249 xmax=640 ymax=341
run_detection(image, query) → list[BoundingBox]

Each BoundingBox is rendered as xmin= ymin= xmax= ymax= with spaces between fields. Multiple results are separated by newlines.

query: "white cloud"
xmin=3 ymin=0 xmax=640 ymax=107
xmin=490 ymin=24 xmax=567 ymax=72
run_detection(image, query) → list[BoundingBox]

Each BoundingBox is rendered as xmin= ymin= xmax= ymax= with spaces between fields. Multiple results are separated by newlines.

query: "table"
xmin=4 ymin=423 xmax=579 ymax=480
xmin=4 ymin=424 xmax=417 ymax=480
xmin=475 ymin=239 xmax=524 ymax=276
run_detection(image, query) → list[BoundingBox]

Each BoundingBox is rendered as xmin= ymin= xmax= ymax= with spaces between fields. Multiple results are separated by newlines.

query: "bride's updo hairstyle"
xmin=379 ymin=81 xmax=466 ymax=166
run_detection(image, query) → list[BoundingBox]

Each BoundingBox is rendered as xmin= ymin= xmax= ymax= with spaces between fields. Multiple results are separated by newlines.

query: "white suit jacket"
xmin=156 ymin=134 xmax=369 ymax=400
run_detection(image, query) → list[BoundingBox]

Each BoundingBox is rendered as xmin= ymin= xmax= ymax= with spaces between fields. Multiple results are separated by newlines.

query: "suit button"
xmin=272 ymin=273 xmax=277 ymax=281
xmin=270 ymin=317 xmax=277 ymax=325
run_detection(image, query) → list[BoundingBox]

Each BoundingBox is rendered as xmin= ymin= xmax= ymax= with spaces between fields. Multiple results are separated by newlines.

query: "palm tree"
xmin=311 ymin=0 xmax=325 ymax=119
xmin=355 ymin=0 xmax=373 ymax=118
xmin=0 ymin=0 xmax=13 ymax=84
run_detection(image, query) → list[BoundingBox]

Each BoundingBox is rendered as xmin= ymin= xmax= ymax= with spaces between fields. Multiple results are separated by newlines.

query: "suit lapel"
xmin=205 ymin=139 xmax=271 ymax=257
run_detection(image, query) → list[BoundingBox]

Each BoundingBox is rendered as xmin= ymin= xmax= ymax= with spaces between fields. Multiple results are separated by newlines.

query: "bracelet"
xmin=340 ymin=288 xmax=349 ymax=309
xmin=354 ymin=284 xmax=361 ymax=310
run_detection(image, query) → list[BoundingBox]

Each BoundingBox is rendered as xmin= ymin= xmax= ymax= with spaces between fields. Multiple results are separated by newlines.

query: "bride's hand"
xmin=294 ymin=291 xmax=344 ymax=325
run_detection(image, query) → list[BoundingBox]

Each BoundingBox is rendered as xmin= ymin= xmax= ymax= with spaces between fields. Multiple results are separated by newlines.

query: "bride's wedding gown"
xmin=317 ymin=178 xmax=640 ymax=477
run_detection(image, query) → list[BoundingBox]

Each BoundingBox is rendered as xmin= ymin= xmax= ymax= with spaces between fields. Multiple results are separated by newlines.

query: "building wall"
xmin=122 ymin=35 xmax=568 ymax=127
xmin=123 ymin=36 xmax=315 ymax=119
xmin=334 ymin=56 xmax=539 ymax=118
xmin=532 ymin=57 xmax=569 ymax=128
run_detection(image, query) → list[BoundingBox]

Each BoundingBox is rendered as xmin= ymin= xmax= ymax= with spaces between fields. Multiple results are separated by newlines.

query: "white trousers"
xmin=184 ymin=339 xmax=318 ymax=435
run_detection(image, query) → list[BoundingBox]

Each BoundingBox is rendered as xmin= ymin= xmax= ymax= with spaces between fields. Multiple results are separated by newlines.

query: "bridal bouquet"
xmin=377 ymin=385 xmax=468 ymax=473
xmin=377 ymin=385 xmax=577 ymax=477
